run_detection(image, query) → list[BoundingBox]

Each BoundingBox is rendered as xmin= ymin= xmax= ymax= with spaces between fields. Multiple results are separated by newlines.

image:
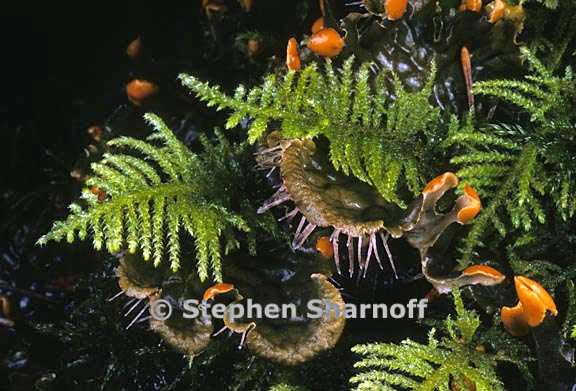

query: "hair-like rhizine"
xmin=108 ymin=254 xmax=164 ymax=329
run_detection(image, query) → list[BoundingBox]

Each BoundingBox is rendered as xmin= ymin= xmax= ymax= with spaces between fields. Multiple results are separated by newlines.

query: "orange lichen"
xmin=241 ymin=0 xmax=253 ymax=12
xmin=424 ymin=262 xmax=505 ymax=294
xmin=202 ymin=282 xmax=235 ymax=301
xmin=501 ymin=275 xmax=558 ymax=336
xmin=514 ymin=276 xmax=558 ymax=326
xmin=501 ymin=302 xmax=530 ymax=336
xmin=464 ymin=184 xmax=480 ymax=202
xmin=484 ymin=0 xmax=525 ymax=41
xmin=461 ymin=46 xmax=474 ymax=111
xmin=286 ymin=38 xmax=301 ymax=71
xmin=90 ymin=186 xmax=107 ymax=202
xmin=487 ymin=0 xmax=506 ymax=23
xmin=202 ymin=0 xmax=227 ymax=17
xmin=505 ymin=3 xmax=525 ymax=21
xmin=385 ymin=0 xmax=409 ymax=20
xmin=311 ymin=17 xmax=325 ymax=34
xmin=315 ymin=236 xmax=334 ymax=258
xmin=459 ymin=0 xmax=482 ymax=12
xmin=422 ymin=172 xmax=459 ymax=194
xmin=463 ymin=264 xmax=504 ymax=280
xmin=456 ymin=184 xmax=481 ymax=224
xmin=126 ymin=36 xmax=141 ymax=60
xmin=126 ymin=79 xmax=158 ymax=106
xmin=307 ymin=28 xmax=345 ymax=58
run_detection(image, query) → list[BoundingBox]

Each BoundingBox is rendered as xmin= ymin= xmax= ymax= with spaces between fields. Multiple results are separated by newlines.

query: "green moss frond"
xmin=180 ymin=58 xmax=442 ymax=207
xmin=37 ymin=114 xmax=249 ymax=282
xmin=478 ymin=320 xmax=536 ymax=388
xmin=474 ymin=47 xmax=572 ymax=124
xmin=350 ymin=290 xmax=516 ymax=391
xmin=448 ymin=121 xmax=546 ymax=260
xmin=450 ymin=49 xmax=575 ymax=260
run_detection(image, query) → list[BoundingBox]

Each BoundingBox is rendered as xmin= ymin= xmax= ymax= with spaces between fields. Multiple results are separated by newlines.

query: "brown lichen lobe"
xmin=116 ymin=254 xmax=162 ymax=299
xmin=149 ymin=294 xmax=213 ymax=356
xmin=258 ymin=137 xmax=403 ymax=276
xmin=281 ymin=139 xmax=399 ymax=238
xmin=245 ymin=273 xmax=345 ymax=365
xmin=422 ymin=260 xmax=506 ymax=294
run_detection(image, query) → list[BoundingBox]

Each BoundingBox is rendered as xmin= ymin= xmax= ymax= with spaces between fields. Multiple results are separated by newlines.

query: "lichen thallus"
xmin=107 ymin=254 xmax=161 ymax=330
xmin=256 ymin=135 xmax=505 ymax=293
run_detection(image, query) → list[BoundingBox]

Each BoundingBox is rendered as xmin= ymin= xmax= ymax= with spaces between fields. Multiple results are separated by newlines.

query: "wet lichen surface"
xmin=2 ymin=2 xmax=576 ymax=391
